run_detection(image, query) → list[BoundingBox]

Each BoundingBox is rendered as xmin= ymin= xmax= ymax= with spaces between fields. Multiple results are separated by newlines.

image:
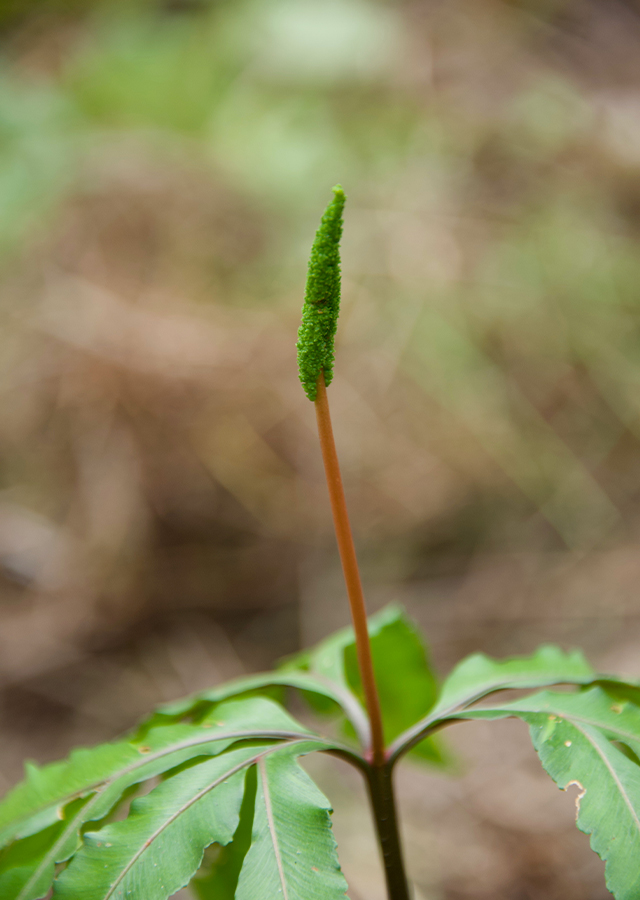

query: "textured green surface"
xmin=435 ymin=644 xmax=594 ymax=716
xmin=192 ymin=766 xmax=257 ymax=900
xmin=432 ymin=644 xmax=595 ymax=716
xmin=296 ymin=186 xmax=345 ymax=401
xmin=0 ymin=697 xmax=311 ymax=900
xmin=151 ymin=669 xmax=369 ymax=750
xmin=5 ymin=613 xmax=640 ymax=900
xmin=391 ymin=643 xmax=594 ymax=758
xmin=0 ymin=743 xmax=140 ymax=847
xmin=156 ymin=669 xmax=354 ymax=721
xmin=0 ymin=804 xmax=85 ymax=900
xmin=53 ymin=745 xmax=259 ymax=900
xmin=457 ymin=688 xmax=640 ymax=900
xmin=0 ymin=695 xmax=304 ymax=847
xmin=345 ymin=606 xmax=438 ymax=745
xmin=285 ymin=604 xmax=445 ymax=763
xmin=236 ymin=750 xmax=348 ymax=900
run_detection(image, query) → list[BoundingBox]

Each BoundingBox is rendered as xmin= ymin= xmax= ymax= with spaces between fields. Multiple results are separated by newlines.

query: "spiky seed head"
xmin=296 ymin=185 xmax=345 ymax=401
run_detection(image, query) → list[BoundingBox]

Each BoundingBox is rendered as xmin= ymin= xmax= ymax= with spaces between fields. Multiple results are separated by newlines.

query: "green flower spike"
xmin=297 ymin=185 xmax=346 ymax=401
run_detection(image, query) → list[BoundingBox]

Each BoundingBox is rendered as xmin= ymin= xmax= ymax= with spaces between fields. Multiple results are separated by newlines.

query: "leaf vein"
xmin=259 ymin=757 xmax=289 ymax=900
xmin=570 ymin=722 xmax=640 ymax=835
xmin=102 ymin=743 xmax=301 ymax=900
xmin=16 ymin=730 xmax=313 ymax=900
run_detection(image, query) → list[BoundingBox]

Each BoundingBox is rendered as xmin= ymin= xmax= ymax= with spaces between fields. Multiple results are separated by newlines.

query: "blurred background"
xmin=0 ymin=0 xmax=639 ymax=896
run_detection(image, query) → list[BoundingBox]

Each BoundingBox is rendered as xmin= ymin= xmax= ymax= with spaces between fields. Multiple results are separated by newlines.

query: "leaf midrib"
xmin=389 ymin=674 xmax=596 ymax=759
xmin=101 ymin=742 xmax=304 ymax=900
xmin=162 ymin=672 xmax=370 ymax=749
xmin=259 ymin=757 xmax=289 ymax=900
xmin=467 ymin=706 xmax=640 ymax=750
xmin=390 ymin=688 xmax=640 ymax=761
xmin=13 ymin=729 xmax=315 ymax=900
xmin=5 ymin=728 xmax=309 ymax=836
xmin=569 ymin=721 xmax=640 ymax=836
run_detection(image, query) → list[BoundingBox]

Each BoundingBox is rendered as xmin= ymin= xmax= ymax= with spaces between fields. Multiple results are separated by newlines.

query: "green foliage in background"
xmin=1 ymin=0 xmax=639 ymax=552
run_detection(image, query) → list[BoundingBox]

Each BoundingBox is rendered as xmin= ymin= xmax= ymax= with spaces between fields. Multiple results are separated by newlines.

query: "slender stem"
xmin=314 ymin=370 xmax=411 ymax=898
xmin=314 ymin=370 xmax=385 ymax=766
xmin=366 ymin=765 xmax=411 ymax=900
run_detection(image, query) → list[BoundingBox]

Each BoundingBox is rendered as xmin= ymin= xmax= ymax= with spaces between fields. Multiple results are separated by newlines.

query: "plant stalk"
xmin=366 ymin=764 xmax=412 ymax=900
xmin=315 ymin=371 xmax=411 ymax=898
xmin=314 ymin=370 xmax=385 ymax=767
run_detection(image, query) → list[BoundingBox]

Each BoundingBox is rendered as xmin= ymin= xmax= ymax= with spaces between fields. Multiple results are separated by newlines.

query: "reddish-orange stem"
xmin=314 ymin=371 xmax=385 ymax=767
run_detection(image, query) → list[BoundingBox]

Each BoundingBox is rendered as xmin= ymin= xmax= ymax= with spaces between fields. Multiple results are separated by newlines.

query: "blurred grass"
xmin=0 ymin=0 xmax=639 ymax=696
xmin=0 ymin=0 xmax=640 ymax=896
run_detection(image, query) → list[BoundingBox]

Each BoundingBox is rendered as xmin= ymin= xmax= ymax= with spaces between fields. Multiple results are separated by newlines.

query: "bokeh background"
xmin=0 ymin=0 xmax=639 ymax=896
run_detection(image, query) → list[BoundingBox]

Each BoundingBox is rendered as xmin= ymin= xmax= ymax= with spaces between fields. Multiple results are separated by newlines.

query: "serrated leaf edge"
xmin=572 ymin=721 xmax=640 ymax=835
xmin=11 ymin=730 xmax=337 ymax=900
xmin=96 ymin=743 xmax=301 ymax=900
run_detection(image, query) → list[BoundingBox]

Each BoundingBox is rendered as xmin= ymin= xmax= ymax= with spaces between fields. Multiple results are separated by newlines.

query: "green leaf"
xmin=236 ymin=749 xmax=348 ymax=900
xmin=0 ymin=696 xmax=308 ymax=847
xmin=151 ymin=670 xmax=369 ymax=750
xmin=436 ymin=645 xmax=594 ymax=715
xmin=389 ymin=643 xmax=594 ymax=760
xmin=0 ymin=697 xmax=313 ymax=900
xmin=593 ymin=678 xmax=640 ymax=709
xmin=53 ymin=745 xmax=262 ymax=900
xmin=455 ymin=688 xmax=640 ymax=900
xmin=455 ymin=686 xmax=640 ymax=764
xmin=288 ymin=604 xmax=445 ymax=763
xmin=192 ymin=766 xmax=257 ymax=900
xmin=348 ymin=608 xmax=438 ymax=732
xmin=296 ymin=185 xmax=345 ymax=401
xmin=0 ymin=809 xmax=81 ymax=900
